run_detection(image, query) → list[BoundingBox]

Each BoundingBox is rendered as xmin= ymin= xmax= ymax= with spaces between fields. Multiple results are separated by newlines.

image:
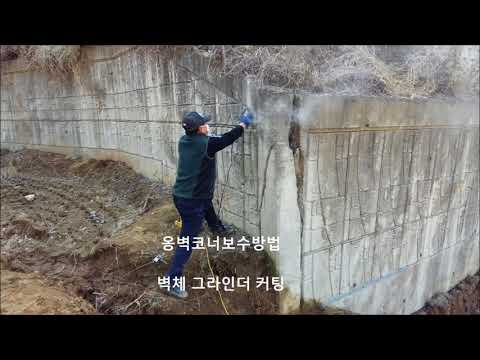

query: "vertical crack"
xmin=257 ymin=143 xmax=276 ymax=212
xmin=372 ymin=131 xmax=387 ymax=280
xmin=398 ymin=132 xmax=416 ymax=268
xmin=316 ymin=137 xmax=334 ymax=296
xmin=340 ymin=133 xmax=351 ymax=295
xmin=288 ymin=94 xmax=305 ymax=308
xmin=443 ymin=130 xmax=463 ymax=249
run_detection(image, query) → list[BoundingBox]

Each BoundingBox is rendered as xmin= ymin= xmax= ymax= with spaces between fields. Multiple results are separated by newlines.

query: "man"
xmin=164 ymin=110 xmax=254 ymax=299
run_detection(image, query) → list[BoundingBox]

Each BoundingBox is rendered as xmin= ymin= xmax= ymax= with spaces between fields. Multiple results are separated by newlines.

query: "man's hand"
xmin=239 ymin=110 xmax=254 ymax=128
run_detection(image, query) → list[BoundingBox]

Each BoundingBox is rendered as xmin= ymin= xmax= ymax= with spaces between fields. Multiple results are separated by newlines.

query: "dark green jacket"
xmin=173 ymin=126 xmax=244 ymax=200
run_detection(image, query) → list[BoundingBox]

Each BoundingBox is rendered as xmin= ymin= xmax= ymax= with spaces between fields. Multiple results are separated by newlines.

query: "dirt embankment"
xmin=415 ymin=273 xmax=480 ymax=315
xmin=1 ymin=270 xmax=95 ymax=315
xmin=0 ymin=149 xmax=279 ymax=315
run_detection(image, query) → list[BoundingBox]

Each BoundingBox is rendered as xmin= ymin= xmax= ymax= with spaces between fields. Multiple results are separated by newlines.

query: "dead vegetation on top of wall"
xmin=192 ymin=45 xmax=479 ymax=100
xmin=0 ymin=45 xmax=21 ymax=61
xmin=3 ymin=45 xmax=479 ymax=100
xmin=0 ymin=45 xmax=81 ymax=74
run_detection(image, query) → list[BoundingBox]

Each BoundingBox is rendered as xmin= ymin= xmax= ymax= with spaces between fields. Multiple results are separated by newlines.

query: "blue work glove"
xmin=240 ymin=110 xmax=254 ymax=128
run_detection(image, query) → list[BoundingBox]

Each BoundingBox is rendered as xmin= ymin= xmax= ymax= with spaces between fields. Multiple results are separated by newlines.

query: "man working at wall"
xmin=164 ymin=110 xmax=254 ymax=299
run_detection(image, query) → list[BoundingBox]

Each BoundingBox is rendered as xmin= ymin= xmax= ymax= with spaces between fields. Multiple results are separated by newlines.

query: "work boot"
xmin=210 ymin=223 xmax=235 ymax=238
xmin=160 ymin=275 xmax=188 ymax=299
xmin=166 ymin=286 xmax=188 ymax=300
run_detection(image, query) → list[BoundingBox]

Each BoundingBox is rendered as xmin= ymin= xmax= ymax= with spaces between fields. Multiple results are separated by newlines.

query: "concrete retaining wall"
xmin=0 ymin=46 xmax=260 ymax=237
xmin=293 ymin=95 xmax=479 ymax=314
xmin=1 ymin=46 xmax=478 ymax=314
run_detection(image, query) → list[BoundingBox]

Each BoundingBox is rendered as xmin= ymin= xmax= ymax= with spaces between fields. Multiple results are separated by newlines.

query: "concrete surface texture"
xmin=1 ymin=46 xmax=479 ymax=314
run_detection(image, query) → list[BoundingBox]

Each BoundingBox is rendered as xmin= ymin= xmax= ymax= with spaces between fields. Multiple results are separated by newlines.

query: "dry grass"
xmin=193 ymin=45 xmax=479 ymax=99
xmin=4 ymin=45 xmax=478 ymax=99
xmin=1 ymin=45 xmax=81 ymax=75
xmin=0 ymin=45 xmax=21 ymax=61
xmin=18 ymin=45 xmax=81 ymax=74
xmin=194 ymin=45 xmax=321 ymax=89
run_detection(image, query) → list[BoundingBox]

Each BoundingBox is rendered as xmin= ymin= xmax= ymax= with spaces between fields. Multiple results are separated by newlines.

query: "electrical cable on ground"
xmin=204 ymin=246 xmax=230 ymax=315
xmin=201 ymin=145 xmax=235 ymax=316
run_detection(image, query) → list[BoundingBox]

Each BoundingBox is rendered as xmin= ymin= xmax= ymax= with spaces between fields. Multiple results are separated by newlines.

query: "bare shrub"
xmin=195 ymin=45 xmax=320 ymax=88
xmin=193 ymin=45 xmax=479 ymax=99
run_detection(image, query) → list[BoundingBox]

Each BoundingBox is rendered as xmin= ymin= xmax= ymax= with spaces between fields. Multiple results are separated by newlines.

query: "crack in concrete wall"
xmin=288 ymin=93 xmax=305 ymax=308
xmin=296 ymin=94 xmax=479 ymax=314
xmin=258 ymin=142 xmax=275 ymax=213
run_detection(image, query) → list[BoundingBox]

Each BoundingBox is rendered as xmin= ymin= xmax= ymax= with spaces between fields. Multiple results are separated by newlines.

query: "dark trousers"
xmin=166 ymin=195 xmax=223 ymax=284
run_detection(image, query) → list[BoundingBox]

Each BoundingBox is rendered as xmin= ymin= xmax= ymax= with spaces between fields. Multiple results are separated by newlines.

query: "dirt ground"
xmin=0 ymin=149 xmax=287 ymax=315
xmin=3 ymin=149 xmax=476 ymax=315
xmin=414 ymin=273 xmax=480 ymax=315
xmin=1 ymin=270 xmax=95 ymax=314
